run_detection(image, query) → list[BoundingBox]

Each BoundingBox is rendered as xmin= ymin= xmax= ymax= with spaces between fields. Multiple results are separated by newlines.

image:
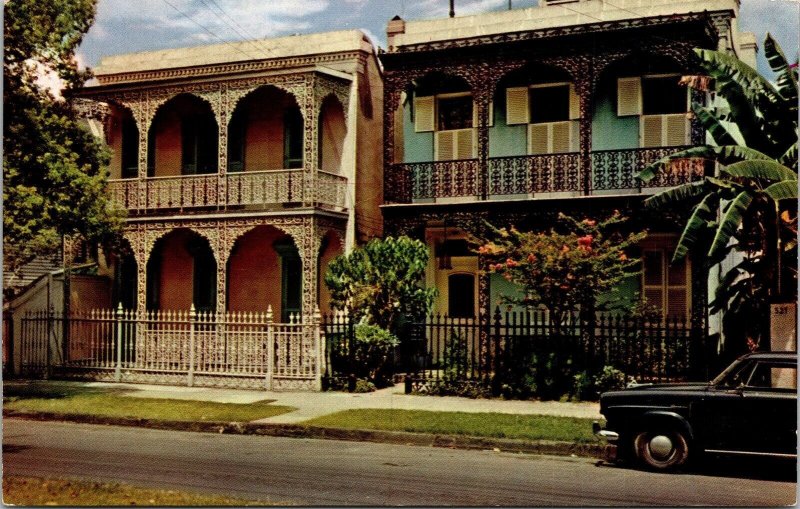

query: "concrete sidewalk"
xmin=74 ymin=381 xmax=602 ymax=423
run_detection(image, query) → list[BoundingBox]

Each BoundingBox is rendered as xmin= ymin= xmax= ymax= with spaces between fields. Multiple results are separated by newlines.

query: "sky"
xmin=76 ymin=0 xmax=799 ymax=77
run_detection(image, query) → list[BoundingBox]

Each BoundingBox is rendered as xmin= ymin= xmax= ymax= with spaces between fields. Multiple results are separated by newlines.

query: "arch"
xmin=105 ymin=102 xmax=140 ymax=180
xmin=148 ymin=93 xmax=219 ymax=177
xmin=318 ymin=94 xmax=347 ymax=173
xmin=227 ymin=225 xmax=300 ymax=316
xmin=228 ymin=85 xmax=304 ymax=172
xmin=110 ymin=236 xmax=138 ymax=310
xmin=146 ymin=228 xmax=217 ymax=311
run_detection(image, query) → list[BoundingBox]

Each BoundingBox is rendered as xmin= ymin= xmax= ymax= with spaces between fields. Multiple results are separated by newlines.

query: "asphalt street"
xmin=3 ymin=419 xmax=796 ymax=506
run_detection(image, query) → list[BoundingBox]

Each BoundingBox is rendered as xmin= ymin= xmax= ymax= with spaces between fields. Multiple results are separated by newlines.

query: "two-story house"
xmin=380 ymin=0 xmax=754 ymax=336
xmin=75 ymin=30 xmax=383 ymax=322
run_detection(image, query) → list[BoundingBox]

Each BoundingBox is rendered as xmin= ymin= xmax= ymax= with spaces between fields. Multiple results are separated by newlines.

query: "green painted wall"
xmin=488 ymin=98 xmax=527 ymax=158
xmin=403 ymin=98 xmax=434 ymax=163
xmin=591 ymin=79 xmax=639 ymax=151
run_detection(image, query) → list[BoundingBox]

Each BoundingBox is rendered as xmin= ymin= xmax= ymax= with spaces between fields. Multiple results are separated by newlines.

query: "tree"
xmin=3 ymin=0 xmax=123 ymax=273
xmin=324 ymin=236 xmax=436 ymax=332
xmin=478 ymin=213 xmax=646 ymax=326
xmin=638 ymin=35 xmax=798 ymax=352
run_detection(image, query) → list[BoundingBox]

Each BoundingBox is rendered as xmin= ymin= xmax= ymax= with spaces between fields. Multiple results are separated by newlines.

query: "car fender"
xmin=639 ymin=410 xmax=695 ymax=442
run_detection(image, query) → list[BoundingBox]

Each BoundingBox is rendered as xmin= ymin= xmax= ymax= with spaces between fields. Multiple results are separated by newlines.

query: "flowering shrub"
xmin=478 ymin=212 xmax=646 ymax=324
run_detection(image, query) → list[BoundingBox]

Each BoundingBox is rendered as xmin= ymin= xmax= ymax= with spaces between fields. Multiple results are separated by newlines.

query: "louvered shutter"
xmin=641 ymin=115 xmax=663 ymax=147
xmin=617 ymin=77 xmax=642 ymax=116
xmin=506 ymin=87 xmax=529 ymax=125
xmin=435 ymin=130 xmax=455 ymax=160
xmin=455 ymin=129 xmax=475 ymax=159
xmin=414 ymin=96 xmax=435 ymax=132
xmin=665 ymin=114 xmax=689 ymax=146
xmin=569 ymin=84 xmax=580 ymax=120
xmin=551 ymin=121 xmax=572 ymax=154
xmin=528 ymin=124 xmax=549 ymax=155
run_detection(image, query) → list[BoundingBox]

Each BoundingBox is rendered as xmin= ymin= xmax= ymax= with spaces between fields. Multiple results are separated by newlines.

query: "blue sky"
xmin=77 ymin=0 xmax=798 ymax=76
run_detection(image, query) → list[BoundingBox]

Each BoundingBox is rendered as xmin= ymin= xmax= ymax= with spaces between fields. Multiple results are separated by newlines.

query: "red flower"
xmin=527 ymin=253 xmax=536 ymax=263
xmin=506 ymin=258 xmax=518 ymax=267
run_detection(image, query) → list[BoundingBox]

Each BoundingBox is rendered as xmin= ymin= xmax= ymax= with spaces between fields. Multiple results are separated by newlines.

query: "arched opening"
xmin=318 ymin=95 xmax=346 ymax=173
xmin=146 ymin=229 xmax=217 ymax=311
xmin=111 ymin=239 xmax=137 ymax=310
xmin=106 ymin=103 xmax=138 ymax=179
xmin=148 ymin=94 xmax=219 ymax=177
xmin=228 ymin=86 xmax=304 ymax=172
xmin=226 ymin=225 xmax=301 ymax=320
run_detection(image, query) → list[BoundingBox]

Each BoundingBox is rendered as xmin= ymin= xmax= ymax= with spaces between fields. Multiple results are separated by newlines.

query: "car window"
xmin=745 ymin=362 xmax=798 ymax=390
xmin=714 ymin=359 xmax=756 ymax=388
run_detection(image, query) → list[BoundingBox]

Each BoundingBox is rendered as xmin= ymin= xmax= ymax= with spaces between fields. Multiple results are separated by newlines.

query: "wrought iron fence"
xmin=488 ymin=153 xmax=581 ymax=195
xmin=591 ymin=146 xmax=705 ymax=191
xmin=17 ymin=306 xmax=323 ymax=390
xmin=323 ymin=308 xmax=710 ymax=396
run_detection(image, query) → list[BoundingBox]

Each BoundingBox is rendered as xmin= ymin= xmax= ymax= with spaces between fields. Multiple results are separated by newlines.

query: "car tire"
xmin=634 ymin=429 xmax=689 ymax=471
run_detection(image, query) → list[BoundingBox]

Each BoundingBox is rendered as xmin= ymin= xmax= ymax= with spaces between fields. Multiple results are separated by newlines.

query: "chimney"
xmin=387 ymin=15 xmax=405 ymax=51
xmin=738 ymin=32 xmax=758 ymax=69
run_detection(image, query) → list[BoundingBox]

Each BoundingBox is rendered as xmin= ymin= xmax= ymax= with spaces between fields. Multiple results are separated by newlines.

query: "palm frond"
xmin=693 ymin=104 xmax=739 ymax=146
xmin=644 ymin=179 xmax=709 ymax=209
xmin=708 ymin=191 xmax=754 ymax=262
xmin=722 ymin=160 xmax=797 ymax=181
xmin=763 ymin=180 xmax=799 ymax=201
xmin=672 ymin=193 xmax=719 ymax=263
xmin=765 ymin=33 xmax=798 ymax=103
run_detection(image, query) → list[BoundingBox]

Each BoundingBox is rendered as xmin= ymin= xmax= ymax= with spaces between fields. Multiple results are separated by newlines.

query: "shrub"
xmin=353 ymin=323 xmax=399 ymax=387
xmin=593 ymin=365 xmax=628 ymax=394
xmin=571 ymin=371 xmax=596 ymax=402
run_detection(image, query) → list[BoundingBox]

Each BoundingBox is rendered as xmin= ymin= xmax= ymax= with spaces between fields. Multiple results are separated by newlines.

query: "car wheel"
xmin=634 ymin=429 xmax=689 ymax=471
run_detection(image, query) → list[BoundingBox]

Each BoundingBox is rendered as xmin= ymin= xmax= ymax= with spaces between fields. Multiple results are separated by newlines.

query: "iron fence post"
xmin=188 ymin=304 xmax=196 ymax=387
xmin=266 ymin=305 xmax=274 ymax=390
xmin=115 ymin=303 xmax=123 ymax=382
xmin=45 ymin=306 xmax=53 ymax=379
xmin=313 ymin=306 xmax=322 ymax=391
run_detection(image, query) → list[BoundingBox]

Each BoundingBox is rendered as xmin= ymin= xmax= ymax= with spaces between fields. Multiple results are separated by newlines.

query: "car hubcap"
xmin=649 ymin=435 xmax=674 ymax=460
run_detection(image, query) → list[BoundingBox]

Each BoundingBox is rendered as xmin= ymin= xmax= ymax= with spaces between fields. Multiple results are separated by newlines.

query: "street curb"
xmin=3 ymin=410 xmax=614 ymax=460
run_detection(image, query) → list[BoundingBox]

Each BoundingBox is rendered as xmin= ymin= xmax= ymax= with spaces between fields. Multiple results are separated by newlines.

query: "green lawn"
xmin=3 ymin=382 xmax=295 ymax=423
xmin=303 ymin=409 xmax=599 ymax=443
xmin=2 ymin=476 xmax=282 ymax=506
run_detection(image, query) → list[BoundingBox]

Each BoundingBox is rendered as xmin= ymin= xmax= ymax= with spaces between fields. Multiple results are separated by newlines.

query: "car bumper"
xmin=592 ymin=420 xmax=619 ymax=442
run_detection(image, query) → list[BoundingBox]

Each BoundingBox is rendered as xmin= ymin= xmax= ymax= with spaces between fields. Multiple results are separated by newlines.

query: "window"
xmin=182 ymin=113 xmax=218 ymax=175
xmin=642 ymin=248 xmax=690 ymax=321
xmin=746 ymin=362 xmax=797 ymax=390
xmin=448 ymin=273 xmax=475 ymax=318
xmin=530 ymin=85 xmax=570 ymax=123
xmin=284 ymin=107 xmax=304 ymax=169
xmin=438 ymin=96 xmax=473 ymax=130
xmin=121 ymin=116 xmax=139 ymax=179
xmin=642 ymin=76 xmax=687 ymax=115
xmin=506 ymin=83 xmax=579 ymax=154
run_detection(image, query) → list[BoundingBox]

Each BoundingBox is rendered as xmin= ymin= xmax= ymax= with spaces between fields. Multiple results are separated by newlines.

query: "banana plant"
xmin=638 ymin=34 xmax=798 ymax=353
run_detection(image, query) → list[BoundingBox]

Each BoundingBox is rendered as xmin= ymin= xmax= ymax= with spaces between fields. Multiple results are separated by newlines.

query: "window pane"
xmin=438 ymin=96 xmax=473 ymax=130
xmin=448 ymin=273 xmax=475 ymax=318
xmin=642 ymin=76 xmax=686 ymax=115
xmin=747 ymin=363 xmax=798 ymax=389
xmin=530 ymin=85 xmax=569 ymax=123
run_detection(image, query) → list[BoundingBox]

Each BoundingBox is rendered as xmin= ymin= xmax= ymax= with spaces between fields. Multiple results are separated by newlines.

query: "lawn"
xmin=2 ymin=476 xmax=280 ymax=506
xmin=3 ymin=382 xmax=295 ymax=423
xmin=303 ymin=409 xmax=599 ymax=443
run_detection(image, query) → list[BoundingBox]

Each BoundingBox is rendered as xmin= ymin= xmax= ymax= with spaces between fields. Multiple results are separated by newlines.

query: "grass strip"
xmin=303 ymin=409 xmax=599 ymax=443
xmin=3 ymin=382 xmax=294 ymax=423
xmin=2 ymin=476 xmax=282 ymax=506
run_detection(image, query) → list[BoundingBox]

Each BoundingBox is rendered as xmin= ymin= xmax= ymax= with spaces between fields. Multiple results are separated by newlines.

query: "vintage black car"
xmin=594 ymin=351 xmax=797 ymax=471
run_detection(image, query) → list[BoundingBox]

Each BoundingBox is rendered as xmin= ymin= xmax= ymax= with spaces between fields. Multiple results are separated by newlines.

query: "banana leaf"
xmin=763 ymin=180 xmax=799 ymax=201
xmin=764 ymin=33 xmax=798 ymax=104
xmin=672 ymin=193 xmax=719 ymax=263
xmin=722 ymin=160 xmax=797 ymax=181
xmin=708 ymin=191 xmax=754 ymax=262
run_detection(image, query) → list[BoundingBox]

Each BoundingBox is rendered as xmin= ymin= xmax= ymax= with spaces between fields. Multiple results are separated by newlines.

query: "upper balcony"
xmin=384 ymin=55 xmax=708 ymax=205
xmin=102 ymin=84 xmax=349 ymax=215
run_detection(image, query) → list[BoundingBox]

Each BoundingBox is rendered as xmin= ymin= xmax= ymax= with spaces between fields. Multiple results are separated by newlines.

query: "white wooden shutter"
xmin=456 ymin=129 xmax=475 ymax=159
xmin=414 ymin=95 xmax=435 ymax=132
xmin=641 ymin=115 xmax=663 ymax=147
xmin=551 ymin=121 xmax=572 ymax=154
xmin=617 ymin=77 xmax=642 ymax=116
xmin=570 ymin=120 xmax=580 ymax=151
xmin=435 ymin=130 xmax=455 ymax=160
xmin=528 ymin=124 xmax=549 ymax=155
xmin=506 ymin=87 xmax=529 ymax=125
xmin=569 ymin=84 xmax=580 ymax=120
xmin=665 ymin=113 xmax=689 ymax=146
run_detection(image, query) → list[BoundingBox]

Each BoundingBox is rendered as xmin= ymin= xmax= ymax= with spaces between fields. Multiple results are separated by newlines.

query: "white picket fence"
xmin=18 ymin=305 xmax=324 ymax=390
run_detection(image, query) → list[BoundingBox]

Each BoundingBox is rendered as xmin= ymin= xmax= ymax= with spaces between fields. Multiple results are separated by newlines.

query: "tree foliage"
xmin=477 ymin=213 xmax=646 ymax=325
xmin=3 ymin=0 xmax=123 ymax=271
xmin=639 ymin=35 xmax=798 ymax=353
xmin=324 ymin=236 xmax=436 ymax=331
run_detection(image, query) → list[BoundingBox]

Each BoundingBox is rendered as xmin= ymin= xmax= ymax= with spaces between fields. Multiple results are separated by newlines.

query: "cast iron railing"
xmin=591 ymin=146 xmax=705 ymax=191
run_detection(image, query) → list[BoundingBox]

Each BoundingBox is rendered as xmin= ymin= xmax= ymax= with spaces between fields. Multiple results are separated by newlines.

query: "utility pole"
xmin=449 ymin=0 xmax=455 ymax=17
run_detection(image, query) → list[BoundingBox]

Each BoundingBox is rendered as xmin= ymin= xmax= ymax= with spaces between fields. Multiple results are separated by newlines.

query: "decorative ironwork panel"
xmin=140 ymin=174 xmax=220 ymax=210
xmin=388 ymin=160 xmax=480 ymax=201
xmin=488 ymin=153 xmax=581 ymax=195
xmin=226 ymin=170 xmax=303 ymax=206
xmin=591 ymin=146 xmax=704 ymax=191
xmin=315 ymin=171 xmax=348 ymax=209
